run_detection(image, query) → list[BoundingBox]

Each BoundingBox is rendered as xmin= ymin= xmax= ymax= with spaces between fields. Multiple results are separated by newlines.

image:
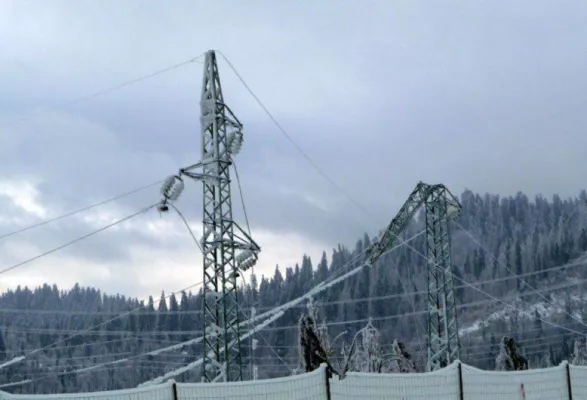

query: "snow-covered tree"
xmin=348 ymin=319 xmax=385 ymax=373
xmin=540 ymin=352 xmax=553 ymax=368
xmin=495 ymin=336 xmax=528 ymax=371
xmin=297 ymin=298 xmax=343 ymax=375
xmin=339 ymin=319 xmax=415 ymax=374
xmin=388 ymin=340 xmax=416 ymax=373
xmin=570 ymin=337 xmax=587 ymax=366
xmin=539 ymin=345 xmax=555 ymax=368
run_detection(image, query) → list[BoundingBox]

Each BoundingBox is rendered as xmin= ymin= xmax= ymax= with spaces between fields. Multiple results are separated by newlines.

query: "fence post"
xmin=324 ymin=366 xmax=332 ymax=400
xmin=172 ymin=381 xmax=179 ymax=400
xmin=457 ymin=361 xmax=464 ymax=400
xmin=566 ymin=362 xmax=573 ymax=400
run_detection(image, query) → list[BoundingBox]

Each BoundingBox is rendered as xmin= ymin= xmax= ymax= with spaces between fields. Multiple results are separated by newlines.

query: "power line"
xmin=233 ymin=160 xmax=261 ymax=378
xmin=233 ymin=161 xmax=252 ymax=241
xmin=230 ymin=330 xmax=582 ymax=352
xmin=139 ymin=230 xmax=587 ymax=385
xmin=2 ymin=328 xmax=204 ymax=336
xmin=436 ymin=267 xmax=586 ymax=337
xmin=18 ymin=231 xmax=421 ymax=389
xmin=0 ymin=203 xmax=157 ymax=277
xmin=0 ymin=331 xmax=208 ymax=389
xmin=4 ymin=225 xmax=574 ymax=386
xmin=0 ymin=202 xmax=208 ymax=380
xmin=0 ymin=337 xmax=180 ymax=355
xmin=455 ymin=221 xmax=587 ymax=330
xmin=0 ymin=223 xmax=546 ymax=387
xmin=137 ymin=231 xmax=429 ymax=386
xmin=218 ymin=51 xmax=376 ymax=223
xmin=0 ymin=278 xmax=205 ymax=378
xmin=167 ymin=203 xmax=202 ymax=252
xmin=0 ymin=180 xmax=163 ymax=241
xmin=212 ymin=64 xmax=587 ymax=356
xmin=26 ymin=279 xmax=204 ymax=356
xmin=0 ymin=252 xmax=584 ymax=318
xmin=3 ymin=282 xmax=579 ymax=336
xmin=389 ymin=257 xmax=426 ymax=337
xmin=2 ymin=53 xmax=206 ymax=129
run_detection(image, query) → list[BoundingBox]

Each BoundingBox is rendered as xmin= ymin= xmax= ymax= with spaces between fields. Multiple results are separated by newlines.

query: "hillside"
xmin=0 ymin=189 xmax=586 ymax=393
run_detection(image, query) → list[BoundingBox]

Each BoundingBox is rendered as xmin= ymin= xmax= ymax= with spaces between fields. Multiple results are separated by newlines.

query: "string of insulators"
xmin=160 ymin=176 xmax=176 ymax=197
xmin=236 ymin=250 xmax=257 ymax=271
xmin=239 ymin=258 xmax=256 ymax=271
xmin=161 ymin=175 xmax=185 ymax=202
xmin=235 ymin=250 xmax=253 ymax=263
xmin=227 ymin=130 xmax=244 ymax=155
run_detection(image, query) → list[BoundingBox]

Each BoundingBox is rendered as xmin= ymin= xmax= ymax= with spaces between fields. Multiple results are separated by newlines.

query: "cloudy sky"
xmin=0 ymin=0 xmax=585 ymax=299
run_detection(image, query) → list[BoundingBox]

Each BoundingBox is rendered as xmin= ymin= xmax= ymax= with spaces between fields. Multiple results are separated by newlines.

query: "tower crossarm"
xmin=366 ymin=181 xmax=432 ymax=265
xmin=364 ymin=181 xmax=463 ymax=371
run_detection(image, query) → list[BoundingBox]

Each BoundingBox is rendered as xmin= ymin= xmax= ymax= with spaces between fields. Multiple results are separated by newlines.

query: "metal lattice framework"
xmin=156 ymin=51 xmax=459 ymax=376
xmin=158 ymin=50 xmax=260 ymax=383
xmin=424 ymin=184 xmax=461 ymax=371
xmin=365 ymin=182 xmax=461 ymax=371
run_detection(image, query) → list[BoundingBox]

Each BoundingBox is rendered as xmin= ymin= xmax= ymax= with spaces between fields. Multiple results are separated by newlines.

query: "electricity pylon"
xmin=159 ymin=50 xmax=260 ymax=383
xmin=424 ymin=184 xmax=461 ymax=371
xmin=365 ymin=182 xmax=461 ymax=371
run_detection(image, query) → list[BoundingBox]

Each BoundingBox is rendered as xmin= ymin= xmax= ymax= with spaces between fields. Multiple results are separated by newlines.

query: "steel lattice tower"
xmin=365 ymin=182 xmax=461 ymax=372
xmin=424 ymin=184 xmax=461 ymax=371
xmin=158 ymin=50 xmax=260 ymax=383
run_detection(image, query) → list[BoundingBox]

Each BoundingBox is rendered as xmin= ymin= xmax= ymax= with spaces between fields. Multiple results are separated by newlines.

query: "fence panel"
xmin=570 ymin=364 xmax=587 ymax=397
xmin=330 ymin=362 xmax=460 ymax=400
xmin=0 ymin=382 xmax=173 ymax=400
xmin=176 ymin=366 xmax=327 ymax=400
xmin=0 ymin=362 xmax=583 ymax=399
xmin=461 ymin=363 xmax=568 ymax=399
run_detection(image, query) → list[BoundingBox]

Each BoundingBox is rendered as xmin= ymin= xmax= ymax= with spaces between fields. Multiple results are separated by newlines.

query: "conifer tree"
xmin=570 ymin=337 xmax=587 ymax=366
xmin=388 ymin=340 xmax=416 ymax=373
xmin=495 ymin=336 xmax=528 ymax=371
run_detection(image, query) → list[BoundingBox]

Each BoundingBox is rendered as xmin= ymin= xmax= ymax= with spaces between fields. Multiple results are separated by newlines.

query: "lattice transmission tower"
xmin=424 ymin=184 xmax=461 ymax=371
xmin=159 ymin=50 xmax=260 ymax=383
xmin=365 ymin=182 xmax=461 ymax=371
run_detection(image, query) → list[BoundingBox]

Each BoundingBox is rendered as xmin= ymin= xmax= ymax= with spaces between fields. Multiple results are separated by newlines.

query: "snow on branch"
xmin=495 ymin=336 xmax=528 ymax=371
xmin=339 ymin=319 xmax=415 ymax=375
xmin=297 ymin=298 xmax=339 ymax=376
xmin=388 ymin=340 xmax=416 ymax=373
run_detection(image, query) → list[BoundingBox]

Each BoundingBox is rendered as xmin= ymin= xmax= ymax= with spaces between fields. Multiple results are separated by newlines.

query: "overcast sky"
xmin=0 ymin=0 xmax=585 ymax=299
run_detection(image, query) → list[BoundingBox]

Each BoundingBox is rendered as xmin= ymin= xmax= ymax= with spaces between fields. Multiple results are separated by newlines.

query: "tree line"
xmin=0 ymin=188 xmax=585 ymax=393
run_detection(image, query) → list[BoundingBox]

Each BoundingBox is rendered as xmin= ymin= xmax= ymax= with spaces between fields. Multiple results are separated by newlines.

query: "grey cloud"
xmin=0 ymin=0 xmax=586 ymax=295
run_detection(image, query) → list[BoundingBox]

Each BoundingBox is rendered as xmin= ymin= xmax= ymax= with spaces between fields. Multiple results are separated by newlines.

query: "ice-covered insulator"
xmin=160 ymin=175 xmax=176 ymax=197
xmin=239 ymin=258 xmax=257 ymax=272
xmin=227 ymin=130 xmax=244 ymax=155
xmin=168 ymin=179 xmax=184 ymax=201
xmin=246 ymin=259 xmax=256 ymax=270
xmin=236 ymin=250 xmax=253 ymax=263
xmin=160 ymin=175 xmax=184 ymax=202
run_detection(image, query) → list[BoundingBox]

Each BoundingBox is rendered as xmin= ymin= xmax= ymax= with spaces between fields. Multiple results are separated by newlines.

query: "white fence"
xmin=2 ymin=362 xmax=586 ymax=399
